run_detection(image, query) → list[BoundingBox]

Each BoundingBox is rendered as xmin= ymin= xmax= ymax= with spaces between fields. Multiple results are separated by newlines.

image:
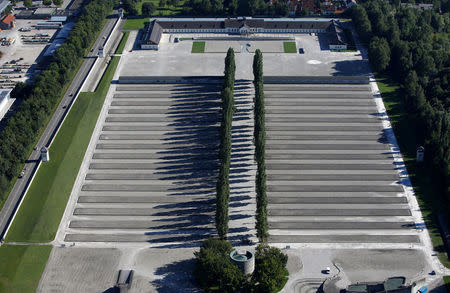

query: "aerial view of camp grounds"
xmin=0 ymin=0 xmax=449 ymax=291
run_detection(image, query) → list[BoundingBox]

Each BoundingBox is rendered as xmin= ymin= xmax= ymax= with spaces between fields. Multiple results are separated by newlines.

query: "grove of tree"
xmin=351 ymin=1 xmax=450 ymax=208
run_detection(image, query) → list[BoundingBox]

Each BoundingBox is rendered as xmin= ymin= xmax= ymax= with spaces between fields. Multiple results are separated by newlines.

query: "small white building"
xmin=41 ymin=146 xmax=50 ymax=162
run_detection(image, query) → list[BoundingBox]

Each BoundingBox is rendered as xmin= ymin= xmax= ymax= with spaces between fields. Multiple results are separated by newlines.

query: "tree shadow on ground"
xmin=151 ymin=259 xmax=200 ymax=293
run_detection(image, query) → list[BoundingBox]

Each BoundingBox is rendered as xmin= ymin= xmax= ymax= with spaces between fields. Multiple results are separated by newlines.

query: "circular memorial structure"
xmin=230 ymin=249 xmax=255 ymax=275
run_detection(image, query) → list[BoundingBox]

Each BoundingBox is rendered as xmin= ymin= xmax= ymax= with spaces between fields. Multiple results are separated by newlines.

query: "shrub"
xmin=194 ymin=238 xmax=245 ymax=292
xmin=252 ymin=244 xmax=288 ymax=293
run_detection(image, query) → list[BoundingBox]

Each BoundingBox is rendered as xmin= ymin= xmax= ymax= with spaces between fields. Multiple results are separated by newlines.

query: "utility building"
xmin=0 ymin=14 xmax=14 ymax=30
xmin=41 ymin=146 xmax=50 ymax=162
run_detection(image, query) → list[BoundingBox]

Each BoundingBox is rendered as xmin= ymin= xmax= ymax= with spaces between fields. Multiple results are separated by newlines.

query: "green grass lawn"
xmin=123 ymin=17 xmax=149 ymax=30
xmin=377 ymin=75 xmax=450 ymax=268
xmin=444 ymin=276 xmax=450 ymax=292
xmin=192 ymin=41 xmax=205 ymax=53
xmin=0 ymin=245 xmax=52 ymax=293
xmin=283 ymin=42 xmax=297 ymax=53
xmin=115 ymin=31 xmax=130 ymax=54
xmin=5 ymin=56 xmax=120 ymax=243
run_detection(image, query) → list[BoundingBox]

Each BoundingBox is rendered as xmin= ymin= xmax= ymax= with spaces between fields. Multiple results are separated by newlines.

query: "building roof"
xmin=327 ymin=20 xmax=346 ymax=45
xmin=157 ymin=20 xmax=224 ymax=29
xmin=224 ymin=18 xmax=264 ymax=28
xmin=2 ymin=14 xmax=14 ymax=24
xmin=34 ymin=7 xmax=56 ymax=15
xmin=15 ymin=10 xmax=34 ymax=18
xmin=142 ymin=20 xmax=162 ymax=46
xmin=155 ymin=18 xmax=336 ymax=31
xmin=50 ymin=16 xmax=67 ymax=22
xmin=143 ymin=18 xmax=345 ymax=46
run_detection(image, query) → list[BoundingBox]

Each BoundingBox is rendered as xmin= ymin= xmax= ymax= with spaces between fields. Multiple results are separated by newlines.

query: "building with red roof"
xmin=0 ymin=14 xmax=15 ymax=30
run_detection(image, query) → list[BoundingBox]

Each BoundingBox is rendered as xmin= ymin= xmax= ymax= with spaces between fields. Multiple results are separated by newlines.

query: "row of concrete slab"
xmin=63 ymin=78 xmax=419 ymax=246
xmin=65 ymin=83 xmax=225 ymax=243
xmin=263 ymin=83 xmax=418 ymax=244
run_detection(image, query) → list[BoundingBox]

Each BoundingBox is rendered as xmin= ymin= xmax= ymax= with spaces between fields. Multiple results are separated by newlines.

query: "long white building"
xmin=141 ymin=17 xmax=348 ymax=50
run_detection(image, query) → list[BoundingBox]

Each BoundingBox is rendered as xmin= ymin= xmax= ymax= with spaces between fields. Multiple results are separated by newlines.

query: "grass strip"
xmin=5 ymin=56 xmax=120 ymax=243
xmin=123 ymin=17 xmax=148 ymax=30
xmin=179 ymin=37 xmax=193 ymax=41
xmin=283 ymin=41 xmax=297 ymax=53
xmin=115 ymin=31 xmax=130 ymax=54
xmin=0 ymin=17 xmax=108 ymax=211
xmin=377 ymin=75 xmax=450 ymax=268
xmin=0 ymin=245 xmax=52 ymax=293
xmin=192 ymin=41 xmax=205 ymax=53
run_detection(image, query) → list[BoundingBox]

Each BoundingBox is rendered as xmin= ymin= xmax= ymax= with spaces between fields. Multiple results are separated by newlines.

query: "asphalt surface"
xmin=0 ymin=13 xmax=119 ymax=240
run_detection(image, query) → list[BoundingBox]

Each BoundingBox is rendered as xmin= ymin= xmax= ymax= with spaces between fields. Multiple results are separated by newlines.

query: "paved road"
xmin=0 ymin=13 xmax=120 ymax=240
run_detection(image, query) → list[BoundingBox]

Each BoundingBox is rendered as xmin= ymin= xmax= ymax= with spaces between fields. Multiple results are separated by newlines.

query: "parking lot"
xmin=0 ymin=19 xmax=58 ymax=88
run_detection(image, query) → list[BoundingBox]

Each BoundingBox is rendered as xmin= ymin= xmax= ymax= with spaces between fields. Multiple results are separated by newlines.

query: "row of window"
xmin=163 ymin=28 xmax=325 ymax=33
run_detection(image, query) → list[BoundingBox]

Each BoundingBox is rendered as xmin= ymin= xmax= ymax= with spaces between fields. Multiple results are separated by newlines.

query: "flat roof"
xmin=34 ymin=7 xmax=56 ymax=14
xmin=151 ymin=17 xmax=340 ymax=22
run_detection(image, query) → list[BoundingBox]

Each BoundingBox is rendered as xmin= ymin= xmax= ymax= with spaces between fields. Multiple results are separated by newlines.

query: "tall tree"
xmin=142 ymin=2 xmax=156 ymax=16
xmin=216 ymin=48 xmax=235 ymax=240
xmin=368 ymin=36 xmax=390 ymax=72
xmin=23 ymin=0 xmax=32 ymax=9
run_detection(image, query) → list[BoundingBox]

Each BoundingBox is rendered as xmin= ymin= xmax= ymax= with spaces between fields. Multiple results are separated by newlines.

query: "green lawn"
xmin=123 ymin=17 xmax=149 ymax=30
xmin=377 ymin=75 xmax=450 ymax=268
xmin=0 ymin=245 xmax=52 ymax=293
xmin=192 ymin=41 xmax=205 ymax=53
xmin=283 ymin=42 xmax=297 ymax=53
xmin=115 ymin=31 xmax=130 ymax=54
xmin=5 ymin=56 xmax=120 ymax=243
xmin=444 ymin=276 xmax=450 ymax=292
